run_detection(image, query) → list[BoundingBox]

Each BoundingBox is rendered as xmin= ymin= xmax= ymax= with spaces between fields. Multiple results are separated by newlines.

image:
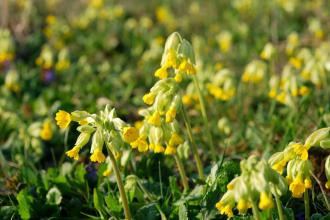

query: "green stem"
xmin=310 ymin=171 xmax=330 ymax=211
xmin=275 ymin=193 xmax=284 ymax=220
xmin=181 ymin=106 xmax=205 ymax=180
xmin=174 ymin=153 xmax=189 ymax=192
xmin=192 ymin=75 xmax=217 ymax=161
xmin=106 ymin=144 xmax=132 ymax=220
xmin=304 ymin=190 xmax=310 ymax=220
xmin=251 ymin=199 xmax=261 ymax=220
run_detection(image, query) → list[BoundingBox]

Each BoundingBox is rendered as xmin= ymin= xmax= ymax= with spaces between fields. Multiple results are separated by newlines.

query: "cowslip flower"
xmin=143 ymin=92 xmax=156 ymax=105
xmin=148 ymin=111 xmax=161 ymax=126
xmin=55 ymin=110 xmax=71 ymax=128
xmin=90 ymin=148 xmax=106 ymax=163
xmin=122 ymin=126 xmax=139 ymax=143
xmin=40 ymin=120 xmax=53 ymax=141
xmin=258 ymin=192 xmax=273 ymax=210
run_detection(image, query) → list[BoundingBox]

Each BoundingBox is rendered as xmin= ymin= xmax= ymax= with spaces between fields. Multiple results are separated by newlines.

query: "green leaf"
xmin=105 ymin=193 xmax=122 ymax=213
xmin=178 ymin=203 xmax=188 ymax=220
xmin=16 ymin=188 xmax=34 ymax=220
xmin=0 ymin=206 xmax=16 ymax=219
xmin=46 ymin=187 xmax=62 ymax=205
xmin=93 ymin=188 xmax=104 ymax=218
xmin=74 ymin=163 xmax=86 ymax=185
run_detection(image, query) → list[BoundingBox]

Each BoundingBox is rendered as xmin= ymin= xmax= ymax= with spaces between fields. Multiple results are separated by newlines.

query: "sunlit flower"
xmin=258 ymin=192 xmax=273 ymax=210
xmin=289 ymin=176 xmax=305 ymax=198
xmin=90 ymin=148 xmax=106 ymax=163
xmin=55 ymin=110 xmax=71 ymax=129
xmin=40 ymin=121 xmax=53 ymax=141
xmin=122 ymin=126 xmax=139 ymax=143
xmin=66 ymin=146 xmax=80 ymax=160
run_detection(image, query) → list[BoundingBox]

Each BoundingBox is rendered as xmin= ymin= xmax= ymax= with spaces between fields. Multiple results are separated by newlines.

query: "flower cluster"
xmin=241 ymin=60 xmax=266 ymax=84
xmin=136 ymin=78 xmax=183 ymax=155
xmin=153 ymin=32 xmax=197 ymax=83
xmin=268 ymin=67 xmax=309 ymax=107
xmin=55 ymin=106 xmax=137 ymax=164
xmin=216 ymin=156 xmax=287 ymax=218
xmin=269 ymin=127 xmax=330 ymax=197
xmin=207 ymin=68 xmax=236 ymax=101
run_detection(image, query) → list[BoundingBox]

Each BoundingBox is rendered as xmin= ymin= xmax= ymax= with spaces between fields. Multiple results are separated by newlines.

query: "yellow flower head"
xmin=130 ymin=136 xmax=148 ymax=152
xmin=154 ymin=144 xmax=165 ymax=153
xmin=174 ymin=73 xmax=183 ymax=83
xmin=154 ymin=67 xmax=168 ymax=79
xmin=55 ymin=110 xmax=71 ymax=129
xmin=40 ymin=121 xmax=53 ymax=141
xmin=258 ymin=192 xmax=273 ymax=210
xmin=164 ymin=145 xmax=176 ymax=155
xmin=289 ymin=176 xmax=305 ymax=198
xmin=165 ymin=107 xmax=176 ymax=123
xmin=299 ymin=86 xmax=310 ymax=96
xmin=148 ymin=111 xmax=161 ymax=126
xmin=103 ymin=169 xmax=112 ymax=177
xmin=122 ymin=126 xmax=139 ymax=143
xmin=66 ymin=146 xmax=80 ymax=160
xmin=304 ymin=178 xmax=312 ymax=189
xmin=90 ymin=148 xmax=106 ymax=163
xmin=293 ymin=143 xmax=308 ymax=160
xmin=272 ymin=159 xmax=287 ymax=174
xmin=169 ymin=133 xmax=183 ymax=146
xmin=237 ymin=199 xmax=249 ymax=214
xmin=216 ymin=201 xmax=233 ymax=218
xmin=143 ymin=92 xmax=156 ymax=105
xmin=164 ymin=49 xmax=177 ymax=68
xmin=178 ymin=59 xmax=196 ymax=75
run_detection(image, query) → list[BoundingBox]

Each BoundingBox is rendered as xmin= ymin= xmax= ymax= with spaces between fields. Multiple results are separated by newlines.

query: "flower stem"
xmin=304 ymin=190 xmax=310 ymax=220
xmin=106 ymin=144 xmax=132 ymax=220
xmin=174 ymin=153 xmax=189 ymax=192
xmin=274 ymin=193 xmax=284 ymax=220
xmin=192 ymin=75 xmax=217 ymax=161
xmin=181 ymin=106 xmax=205 ymax=180
xmin=251 ymin=199 xmax=261 ymax=220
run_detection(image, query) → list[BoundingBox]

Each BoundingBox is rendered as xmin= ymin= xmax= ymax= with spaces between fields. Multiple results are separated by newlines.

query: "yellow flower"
xmin=79 ymin=119 xmax=88 ymax=125
xmin=154 ymin=144 xmax=165 ymax=153
xmin=227 ymin=182 xmax=234 ymax=190
xmin=148 ymin=111 xmax=161 ymax=126
xmin=164 ymin=49 xmax=177 ymax=68
xmin=103 ymin=169 xmax=112 ymax=177
xmin=178 ymin=59 xmax=196 ymax=75
xmin=299 ymin=86 xmax=310 ymax=96
xmin=237 ymin=199 xmax=249 ymax=214
xmin=164 ymin=145 xmax=176 ymax=155
xmin=325 ymin=181 xmax=330 ymax=189
xmin=174 ymin=73 xmax=182 ymax=83
xmin=289 ymin=176 xmax=305 ymax=198
xmin=122 ymin=126 xmax=139 ymax=143
xmin=130 ymin=136 xmax=148 ymax=152
xmin=216 ymin=201 xmax=233 ymax=218
xmin=258 ymin=192 xmax=273 ymax=210
xmin=90 ymin=148 xmax=106 ymax=163
xmin=143 ymin=92 xmax=155 ymax=105
xmin=169 ymin=133 xmax=183 ymax=146
xmin=293 ymin=143 xmax=308 ymax=160
xmin=55 ymin=110 xmax=71 ymax=129
xmin=182 ymin=95 xmax=192 ymax=106
xmin=66 ymin=146 xmax=80 ymax=160
xmin=165 ymin=107 xmax=176 ymax=123
xmin=304 ymin=178 xmax=312 ymax=189
xmin=154 ymin=67 xmax=168 ymax=79
xmin=289 ymin=57 xmax=302 ymax=69
xmin=272 ymin=159 xmax=287 ymax=174
xmin=40 ymin=121 xmax=53 ymax=141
